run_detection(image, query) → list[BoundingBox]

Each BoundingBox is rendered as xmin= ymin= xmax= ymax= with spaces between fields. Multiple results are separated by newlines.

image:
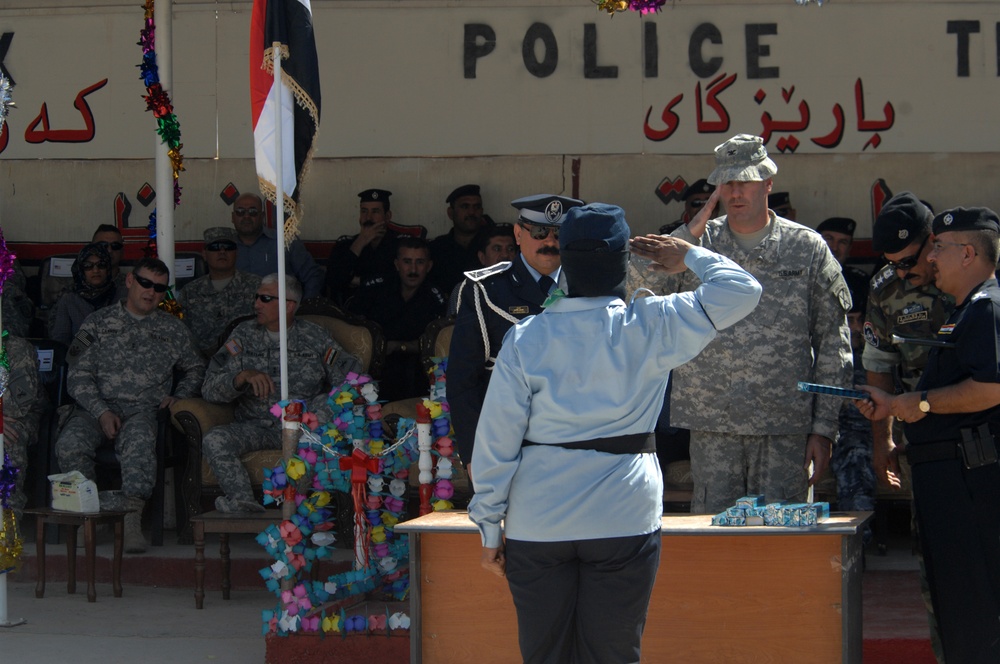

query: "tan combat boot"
xmin=124 ymin=497 xmax=147 ymax=553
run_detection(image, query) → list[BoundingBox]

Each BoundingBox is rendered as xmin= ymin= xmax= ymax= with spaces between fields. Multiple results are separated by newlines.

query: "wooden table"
xmin=25 ymin=507 xmax=128 ymax=603
xmin=190 ymin=509 xmax=280 ymax=609
xmin=398 ymin=511 xmax=872 ymax=664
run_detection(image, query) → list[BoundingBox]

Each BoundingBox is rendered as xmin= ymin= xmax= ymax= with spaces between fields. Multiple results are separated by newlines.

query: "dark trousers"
xmin=505 ymin=532 xmax=661 ymax=664
xmin=912 ymin=458 xmax=1000 ymax=664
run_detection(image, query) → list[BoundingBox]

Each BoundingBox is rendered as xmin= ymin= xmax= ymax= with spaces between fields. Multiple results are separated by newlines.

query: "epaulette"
xmin=971 ymin=290 xmax=990 ymax=302
xmin=464 ymin=261 xmax=512 ymax=283
xmin=360 ymin=276 xmax=385 ymax=288
xmin=429 ymin=287 xmax=446 ymax=305
xmin=869 ymin=264 xmax=896 ymax=293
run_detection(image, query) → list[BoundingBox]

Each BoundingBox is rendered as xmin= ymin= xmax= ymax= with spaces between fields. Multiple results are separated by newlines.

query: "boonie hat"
xmin=707 ymin=134 xmax=778 ymax=186
xmin=510 ymin=194 xmax=584 ymax=227
xmin=871 ymin=192 xmax=932 ymax=254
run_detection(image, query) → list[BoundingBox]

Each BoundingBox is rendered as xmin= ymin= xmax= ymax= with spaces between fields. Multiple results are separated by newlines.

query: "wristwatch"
xmin=918 ymin=390 xmax=931 ymax=413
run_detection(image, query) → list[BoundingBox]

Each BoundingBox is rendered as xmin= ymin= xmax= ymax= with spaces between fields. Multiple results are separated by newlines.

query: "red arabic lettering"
xmin=644 ymin=93 xmax=683 ymax=142
xmin=811 ymin=103 xmax=845 ymax=149
xmin=695 ymin=72 xmax=738 ymax=133
xmin=24 ymin=78 xmax=108 ymax=144
xmin=854 ymin=78 xmax=894 ymax=150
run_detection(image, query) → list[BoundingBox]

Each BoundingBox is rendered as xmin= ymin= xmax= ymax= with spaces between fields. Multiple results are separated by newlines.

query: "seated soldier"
xmin=2 ymin=333 xmax=46 ymax=521
xmin=56 ymin=258 xmax=206 ymax=553
xmin=201 ymin=274 xmax=361 ymax=513
xmin=4 ymin=260 xmax=35 ymax=337
xmin=177 ymin=227 xmax=262 ymax=358
xmin=348 ymin=237 xmax=446 ymax=401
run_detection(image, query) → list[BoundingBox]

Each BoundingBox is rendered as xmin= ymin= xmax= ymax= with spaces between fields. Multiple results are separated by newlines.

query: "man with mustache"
xmin=630 ymin=134 xmax=852 ymax=514
xmin=429 ymin=184 xmax=490 ymax=293
xmin=863 ymin=191 xmax=955 ymax=663
xmin=348 ymin=236 xmax=446 ymax=401
xmin=324 ymin=188 xmax=401 ymax=307
xmin=449 ymin=194 xmax=584 ymax=477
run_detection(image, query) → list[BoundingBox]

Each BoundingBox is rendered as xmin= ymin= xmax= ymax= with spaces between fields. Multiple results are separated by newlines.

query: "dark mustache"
xmin=537 ymin=247 xmax=560 ymax=255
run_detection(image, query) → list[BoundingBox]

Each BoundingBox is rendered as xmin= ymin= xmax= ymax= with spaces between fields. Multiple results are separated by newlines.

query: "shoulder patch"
xmin=225 ymin=339 xmax=243 ymax=356
xmin=465 ymin=261 xmax=512 ymax=282
xmin=870 ymin=265 xmax=895 ymax=292
xmin=68 ymin=329 xmax=97 ymax=358
xmin=863 ymin=321 xmax=878 ymax=347
xmin=324 ymin=347 xmax=340 ymax=366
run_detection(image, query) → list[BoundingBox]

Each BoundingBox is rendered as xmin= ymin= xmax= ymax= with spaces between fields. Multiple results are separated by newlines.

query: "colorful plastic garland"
xmin=595 ymin=0 xmax=668 ymax=14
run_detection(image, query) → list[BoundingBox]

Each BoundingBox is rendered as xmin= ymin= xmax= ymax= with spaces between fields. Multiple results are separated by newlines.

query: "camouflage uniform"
xmin=176 ymin=270 xmax=261 ymax=357
xmin=630 ymin=212 xmax=853 ymax=513
xmin=201 ymin=319 xmax=361 ymax=506
xmin=57 ymin=302 xmax=205 ymax=500
xmin=862 ymin=265 xmax=955 ymax=391
xmin=3 ymin=334 xmax=45 ymax=516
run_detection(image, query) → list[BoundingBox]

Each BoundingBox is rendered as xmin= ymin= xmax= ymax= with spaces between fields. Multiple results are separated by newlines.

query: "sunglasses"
xmin=81 ymin=261 xmax=109 ymax=272
xmin=689 ymin=199 xmax=708 ymax=209
xmin=254 ymin=293 xmax=297 ymax=304
xmin=519 ymin=222 xmax=559 ymax=241
xmin=96 ymin=241 xmax=125 ymax=251
xmin=885 ymin=236 xmax=929 ymax=271
xmin=205 ymin=241 xmax=238 ymax=252
xmin=133 ymin=273 xmax=169 ymax=293
xmin=234 ymin=207 xmax=261 ymax=217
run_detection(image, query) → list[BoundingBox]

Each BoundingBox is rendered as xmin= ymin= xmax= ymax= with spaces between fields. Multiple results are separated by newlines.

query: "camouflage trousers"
xmin=830 ymin=431 xmax=876 ymax=512
xmin=2 ymin=419 xmax=32 ymax=517
xmin=203 ymin=422 xmax=280 ymax=504
xmin=55 ymin=406 xmax=157 ymax=500
xmin=689 ymin=431 xmax=808 ymax=514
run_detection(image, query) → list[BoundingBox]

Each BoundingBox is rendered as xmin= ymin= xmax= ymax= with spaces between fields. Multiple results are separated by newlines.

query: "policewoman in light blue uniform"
xmin=468 ymin=203 xmax=761 ymax=664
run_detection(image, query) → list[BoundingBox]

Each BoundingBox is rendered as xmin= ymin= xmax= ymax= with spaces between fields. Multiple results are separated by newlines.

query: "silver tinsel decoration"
xmin=0 ymin=75 xmax=13 ymax=131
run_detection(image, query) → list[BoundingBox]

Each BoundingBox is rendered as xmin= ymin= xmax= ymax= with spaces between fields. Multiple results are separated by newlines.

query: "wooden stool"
xmin=190 ymin=510 xmax=280 ymax=609
xmin=25 ymin=508 xmax=128 ymax=603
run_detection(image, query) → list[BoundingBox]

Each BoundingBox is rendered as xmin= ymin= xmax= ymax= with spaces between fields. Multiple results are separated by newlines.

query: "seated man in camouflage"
xmin=3 ymin=333 xmax=45 ymax=521
xmin=177 ymin=227 xmax=261 ymax=358
xmin=202 ymin=274 xmax=362 ymax=513
xmin=56 ymin=257 xmax=206 ymax=552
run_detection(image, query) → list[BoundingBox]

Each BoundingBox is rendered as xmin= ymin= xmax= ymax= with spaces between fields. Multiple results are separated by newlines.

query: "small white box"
xmin=49 ymin=471 xmax=100 ymax=512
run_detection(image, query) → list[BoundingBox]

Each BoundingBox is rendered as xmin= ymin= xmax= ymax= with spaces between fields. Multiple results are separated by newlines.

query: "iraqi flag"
xmin=250 ymin=0 xmax=321 ymax=240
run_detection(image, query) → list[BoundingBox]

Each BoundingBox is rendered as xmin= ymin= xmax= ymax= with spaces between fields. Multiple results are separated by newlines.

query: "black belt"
xmin=904 ymin=440 xmax=962 ymax=466
xmin=522 ymin=432 xmax=655 ymax=455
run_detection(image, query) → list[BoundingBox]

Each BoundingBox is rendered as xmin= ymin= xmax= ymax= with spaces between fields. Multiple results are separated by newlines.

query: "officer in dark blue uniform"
xmin=448 ymin=194 xmax=584 ymax=472
xmin=325 ymin=189 xmax=401 ymax=307
xmin=858 ymin=206 xmax=1000 ymax=664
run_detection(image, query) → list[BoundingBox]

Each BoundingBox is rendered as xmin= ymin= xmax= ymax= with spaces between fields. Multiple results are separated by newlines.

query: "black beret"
xmin=683 ymin=178 xmax=714 ymax=201
xmin=358 ymin=189 xmax=392 ymax=206
xmin=446 ymin=184 xmax=481 ymax=205
xmin=933 ymin=206 xmax=1000 ymax=236
xmin=817 ymin=217 xmax=857 ymax=237
xmin=871 ymin=192 xmax=932 ymax=254
xmin=768 ymin=192 xmax=790 ymax=208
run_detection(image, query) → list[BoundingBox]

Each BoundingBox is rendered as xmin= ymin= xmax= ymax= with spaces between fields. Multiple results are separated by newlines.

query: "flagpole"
xmin=154 ymin=0 xmax=175 ymax=284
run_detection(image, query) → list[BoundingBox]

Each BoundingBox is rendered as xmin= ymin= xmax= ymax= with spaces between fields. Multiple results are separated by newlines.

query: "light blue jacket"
xmin=469 ymin=246 xmax=762 ymax=548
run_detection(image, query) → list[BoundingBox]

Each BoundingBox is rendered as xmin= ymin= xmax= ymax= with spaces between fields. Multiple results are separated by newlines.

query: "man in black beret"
xmin=429 ymin=184 xmax=489 ymax=293
xmin=768 ymin=191 xmax=797 ymax=220
xmin=324 ymin=188 xmax=402 ymax=306
xmin=817 ymin=216 xmax=870 ymax=318
xmin=858 ymin=206 xmax=1000 ymax=664
xmin=659 ymin=178 xmax=715 ymax=234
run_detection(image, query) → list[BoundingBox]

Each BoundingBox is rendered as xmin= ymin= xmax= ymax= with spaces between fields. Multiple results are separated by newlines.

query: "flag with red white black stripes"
xmin=250 ymin=0 xmax=320 ymax=242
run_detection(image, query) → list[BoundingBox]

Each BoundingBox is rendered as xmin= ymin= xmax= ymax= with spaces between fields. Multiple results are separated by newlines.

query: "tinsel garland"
xmin=595 ymin=0 xmax=668 ymax=14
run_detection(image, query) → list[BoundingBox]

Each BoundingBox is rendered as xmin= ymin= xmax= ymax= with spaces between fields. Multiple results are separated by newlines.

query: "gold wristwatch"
xmin=918 ymin=390 xmax=931 ymax=413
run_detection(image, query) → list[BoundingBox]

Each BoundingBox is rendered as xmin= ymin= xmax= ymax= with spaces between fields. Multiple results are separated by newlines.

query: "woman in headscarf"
xmin=48 ymin=243 xmax=117 ymax=346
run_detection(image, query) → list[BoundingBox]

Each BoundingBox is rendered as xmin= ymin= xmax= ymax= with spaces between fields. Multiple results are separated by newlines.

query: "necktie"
xmin=538 ymin=275 xmax=555 ymax=297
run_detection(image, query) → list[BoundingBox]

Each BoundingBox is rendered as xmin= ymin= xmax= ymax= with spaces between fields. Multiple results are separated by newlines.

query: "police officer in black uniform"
xmin=858 ymin=206 xmax=1000 ymax=664
xmin=325 ymin=189 xmax=401 ymax=307
xmin=448 ymin=194 xmax=584 ymax=473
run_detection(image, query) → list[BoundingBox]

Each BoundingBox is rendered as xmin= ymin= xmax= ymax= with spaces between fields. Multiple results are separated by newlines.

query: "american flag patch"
xmin=225 ymin=339 xmax=243 ymax=355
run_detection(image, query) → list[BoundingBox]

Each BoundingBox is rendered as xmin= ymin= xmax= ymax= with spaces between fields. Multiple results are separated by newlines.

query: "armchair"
xmin=170 ymin=307 xmax=386 ymax=543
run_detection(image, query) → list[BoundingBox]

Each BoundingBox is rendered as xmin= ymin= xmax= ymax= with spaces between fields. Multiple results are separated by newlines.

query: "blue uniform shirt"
xmin=469 ymin=246 xmax=762 ymax=548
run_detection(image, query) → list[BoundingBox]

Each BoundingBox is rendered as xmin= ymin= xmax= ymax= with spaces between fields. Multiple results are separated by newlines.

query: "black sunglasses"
xmin=234 ymin=207 xmax=261 ymax=217
xmin=519 ymin=222 xmax=559 ymax=241
xmin=885 ymin=236 xmax=929 ymax=271
xmin=96 ymin=241 xmax=124 ymax=251
xmin=255 ymin=293 xmax=297 ymax=304
xmin=133 ymin=273 xmax=168 ymax=293
xmin=81 ymin=261 xmax=109 ymax=272
xmin=205 ymin=241 xmax=238 ymax=252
